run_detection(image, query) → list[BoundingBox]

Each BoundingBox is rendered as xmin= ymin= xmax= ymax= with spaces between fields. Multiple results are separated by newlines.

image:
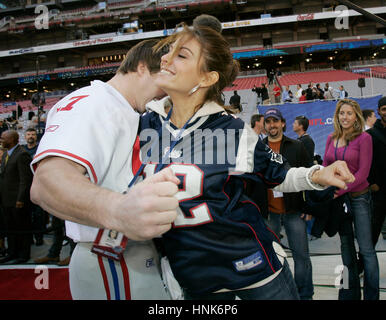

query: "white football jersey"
xmin=31 ymin=80 xmax=139 ymax=242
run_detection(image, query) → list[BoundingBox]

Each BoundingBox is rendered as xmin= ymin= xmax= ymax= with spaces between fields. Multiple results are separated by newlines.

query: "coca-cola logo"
xmin=297 ymin=13 xmax=315 ymax=21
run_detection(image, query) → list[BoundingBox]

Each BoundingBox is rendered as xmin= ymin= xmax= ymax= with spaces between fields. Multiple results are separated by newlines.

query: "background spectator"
xmin=295 ymin=84 xmax=303 ymax=100
xmin=367 ymin=97 xmax=386 ymax=249
xmin=250 ymin=114 xmax=267 ymax=140
xmin=306 ymin=84 xmax=315 ymax=100
xmin=0 ymin=146 xmax=6 ymax=257
xmin=293 ymin=116 xmax=315 ymax=166
xmin=299 ymin=90 xmax=307 ymax=103
xmin=316 ymin=84 xmax=325 ymax=100
xmin=261 ymin=83 xmax=270 ymax=105
xmin=262 ymin=108 xmax=314 ymax=300
xmin=21 ymin=128 xmax=45 ymax=247
xmin=324 ymin=83 xmax=334 ymax=100
xmin=273 ymin=82 xmax=281 ymax=103
xmin=0 ymin=130 xmax=33 ymax=264
xmin=282 ymin=85 xmax=293 ymax=103
xmin=335 ymin=85 xmax=348 ymax=99
xmin=229 ymin=90 xmax=242 ymax=113
xmin=362 ymin=109 xmax=377 ymax=130
xmin=252 ymin=84 xmax=262 ymax=106
xmin=323 ymin=99 xmax=379 ymax=300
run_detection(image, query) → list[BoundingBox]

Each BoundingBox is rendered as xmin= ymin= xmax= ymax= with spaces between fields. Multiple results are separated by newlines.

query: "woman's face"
xmin=156 ymin=36 xmax=205 ymax=96
xmin=338 ymin=104 xmax=357 ymax=130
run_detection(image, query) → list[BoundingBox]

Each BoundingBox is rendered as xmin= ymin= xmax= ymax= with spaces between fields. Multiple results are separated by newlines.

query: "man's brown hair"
xmin=117 ymin=39 xmax=165 ymax=75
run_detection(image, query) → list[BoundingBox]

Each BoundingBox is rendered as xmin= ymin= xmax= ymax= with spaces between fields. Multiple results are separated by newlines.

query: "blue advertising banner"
xmin=258 ymin=95 xmax=382 ymax=159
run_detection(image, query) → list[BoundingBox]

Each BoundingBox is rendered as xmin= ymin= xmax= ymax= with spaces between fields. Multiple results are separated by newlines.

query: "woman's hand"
xmin=311 ymin=161 xmax=355 ymax=190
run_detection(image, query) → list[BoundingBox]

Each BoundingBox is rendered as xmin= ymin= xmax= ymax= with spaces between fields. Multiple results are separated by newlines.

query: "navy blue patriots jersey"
xmin=137 ymin=99 xmax=290 ymax=294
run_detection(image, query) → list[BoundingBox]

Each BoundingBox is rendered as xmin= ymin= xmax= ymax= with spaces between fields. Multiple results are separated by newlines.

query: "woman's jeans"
xmin=339 ymin=191 xmax=379 ymax=300
xmin=183 ymin=259 xmax=299 ymax=300
xmin=266 ymin=212 xmax=314 ymax=300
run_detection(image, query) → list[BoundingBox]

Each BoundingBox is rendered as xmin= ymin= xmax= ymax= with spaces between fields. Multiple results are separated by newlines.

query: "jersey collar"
xmin=146 ymin=96 xmax=225 ymax=121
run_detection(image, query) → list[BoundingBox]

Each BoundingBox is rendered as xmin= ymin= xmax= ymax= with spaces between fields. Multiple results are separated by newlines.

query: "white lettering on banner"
xmin=223 ymin=20 xmax=251 ymax=28
xmin=9 ymin=48 xmax=34 ymax=55
xmin=73 ymin=38 xmax=114 ymax=47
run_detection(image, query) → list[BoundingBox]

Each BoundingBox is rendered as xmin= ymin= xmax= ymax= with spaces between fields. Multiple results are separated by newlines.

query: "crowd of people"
xmin=0 ymin=14 xmax=384 ymax=301
xmin=251 ymin=81 xmax=350 ymax=105
xmin=0 ymin=123 xmax=74 ymax=266
xmin=249 ymin=95 xmax=386 ymax=300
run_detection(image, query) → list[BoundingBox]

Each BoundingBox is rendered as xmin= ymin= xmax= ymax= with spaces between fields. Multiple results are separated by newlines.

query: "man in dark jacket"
xmin=0 ymin=130 xmax=33 ymax=264
xmin=260 ymin=83 xmax=270 ymax=105
xmin=263 ymin=107 xmax=313 ymax=300
xmin=367 ymin=96 xmax=386 ymax=245
xmin=293 ymin=115 xmax=315 ymax=166
xmin=229 ymin=90 xmax=242 ymax=112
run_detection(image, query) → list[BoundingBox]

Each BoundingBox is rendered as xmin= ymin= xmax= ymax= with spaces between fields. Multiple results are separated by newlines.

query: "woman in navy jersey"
xmin=137 ymin=22 xmax=355 ymax=300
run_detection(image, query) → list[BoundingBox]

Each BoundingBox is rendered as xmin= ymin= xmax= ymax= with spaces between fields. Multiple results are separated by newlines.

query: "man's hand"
xmin=300 ymin=213 xmax=312 ymax=221
xmin=112 ymin=167 xmax=180 ymax=241
xmin=311 ymin=160 xmax=355 ymax=190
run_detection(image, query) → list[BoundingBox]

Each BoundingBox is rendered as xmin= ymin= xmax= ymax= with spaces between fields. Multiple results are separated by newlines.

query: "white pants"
xmin=69 ymin=241 xmax=171 ymax=300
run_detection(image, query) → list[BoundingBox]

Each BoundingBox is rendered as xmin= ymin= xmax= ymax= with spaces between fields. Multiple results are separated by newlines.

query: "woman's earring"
xmin=188 ymin=84 xmax=200 ymax=95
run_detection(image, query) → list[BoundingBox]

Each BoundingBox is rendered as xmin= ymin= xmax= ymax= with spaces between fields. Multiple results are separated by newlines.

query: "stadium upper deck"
xmin=0 ymin=0 xmax=385 ymax=104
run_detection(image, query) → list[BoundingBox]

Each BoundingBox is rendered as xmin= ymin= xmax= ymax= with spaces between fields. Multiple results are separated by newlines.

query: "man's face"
xmin=292 ymin=119 xmax=302 ymax=133
xmin=367 ymin=111 xmax=377 ymax=127
xmin=0 ymin=132 xmax=13 ymax=149
xmin=264 ymin=117 xmax=284 ymax=139
xmin=25 ymin=131 xmax=37 ymax=145
xmin=135 ymin=64 xmax=166 ymax=114
xmin=378 ymin=105 xmax=386 ymax=125
xmin=253 ymin=117 xmax=265 ymax=134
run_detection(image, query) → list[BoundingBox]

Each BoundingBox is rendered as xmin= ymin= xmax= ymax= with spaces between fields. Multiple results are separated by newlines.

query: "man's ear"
xmin=136 ymin=62 xmax=148 ymax=75
xmin=200 ymin=71 xmax=219 ymax=88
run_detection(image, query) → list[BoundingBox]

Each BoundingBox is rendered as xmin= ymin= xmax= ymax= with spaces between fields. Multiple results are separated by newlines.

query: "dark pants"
xmin=48 ymin=216 xmax=75 ymax=258
xmin=183 ymin=260 xmax=299 ymax=300
xmin=339 ymin=192 xmax=379 ymax=300
xmin=338 ymin=217 xmax=361 ymax=300
xmin=371 ymin=190 xmax=386 ymax=245
xmin=31 ymin=204 xmax=46 ymax=243
xmin=267 ymin=212 xmax=314 ymax=300
xmin=3 ymin=206 xmax=31 ymax=260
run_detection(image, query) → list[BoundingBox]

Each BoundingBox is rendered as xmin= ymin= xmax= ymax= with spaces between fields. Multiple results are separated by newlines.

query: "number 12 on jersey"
xmin=143 ymin=163 xmax=213 ymax=228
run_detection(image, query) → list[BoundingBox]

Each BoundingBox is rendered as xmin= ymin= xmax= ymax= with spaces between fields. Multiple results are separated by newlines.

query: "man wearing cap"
xmin=367 ymin=97 xmax=386 ymax=245
xmin=262 ymin=107 xmax=314 ymax=300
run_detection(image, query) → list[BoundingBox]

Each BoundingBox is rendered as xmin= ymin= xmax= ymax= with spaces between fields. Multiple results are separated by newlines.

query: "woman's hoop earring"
xmin=188 ymin=84 xmax=200 ymax=95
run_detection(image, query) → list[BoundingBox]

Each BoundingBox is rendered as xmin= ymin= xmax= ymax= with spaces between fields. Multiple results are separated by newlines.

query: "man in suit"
xmin=0 ymin=130 xmax=33 ymax=264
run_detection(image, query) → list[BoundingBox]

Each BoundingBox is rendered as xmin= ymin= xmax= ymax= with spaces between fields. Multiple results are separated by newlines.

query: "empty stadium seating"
xmin=224 ymin=76 xmax=268 ymax=91
xmin=278 ymin=70 xmax=368 ymax=86
xmin=353 ymin=66 xmax=386 ymax=79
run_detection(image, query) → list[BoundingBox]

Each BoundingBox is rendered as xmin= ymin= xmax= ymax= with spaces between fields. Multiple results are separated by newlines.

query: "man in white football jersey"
xmin=30 ymin=40 xmax=180 ymax=299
